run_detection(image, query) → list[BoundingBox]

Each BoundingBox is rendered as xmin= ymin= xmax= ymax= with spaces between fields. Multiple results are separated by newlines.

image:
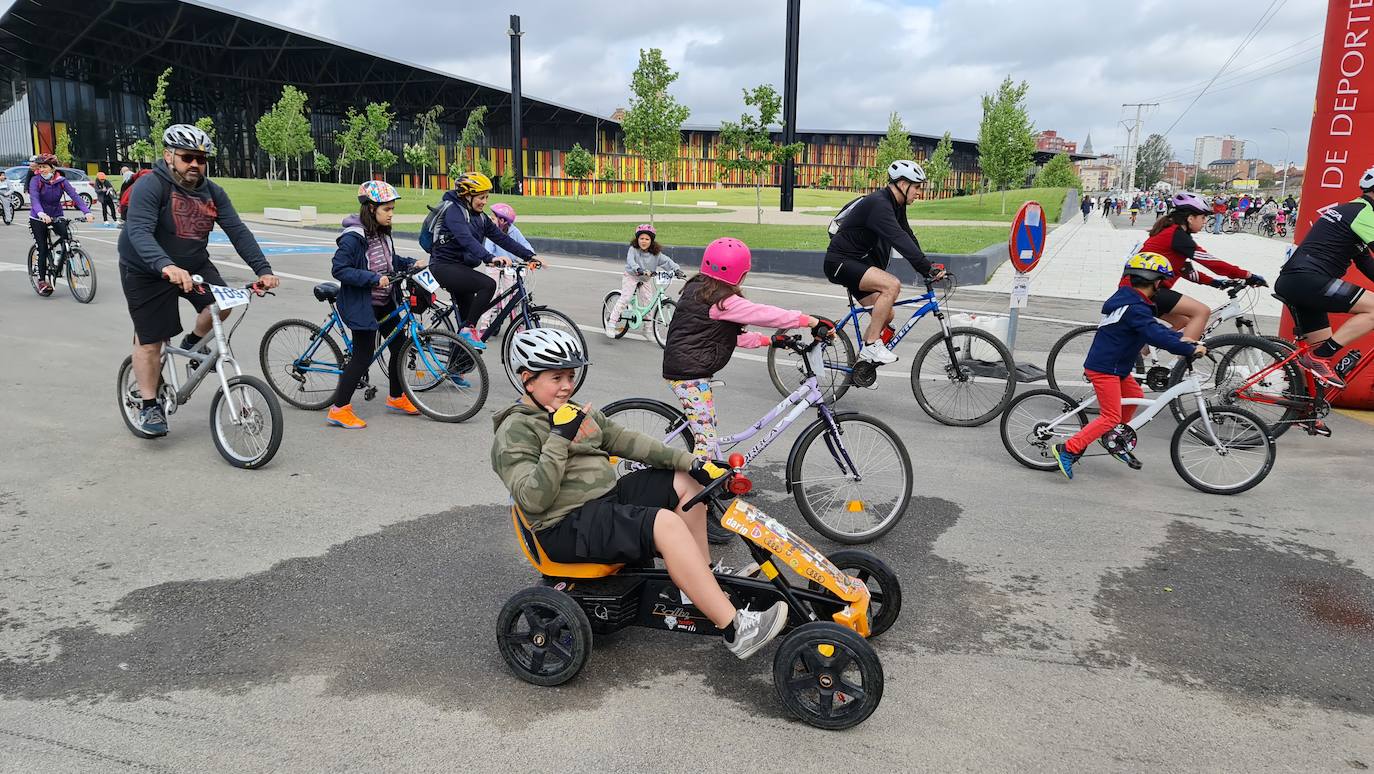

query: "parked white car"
xmin=3 ymin=165 xmax=97 ymax=212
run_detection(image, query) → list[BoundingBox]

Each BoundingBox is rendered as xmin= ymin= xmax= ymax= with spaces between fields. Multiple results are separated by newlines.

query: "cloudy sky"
xmin=209 ymin=0 xmax=1325 ymax=166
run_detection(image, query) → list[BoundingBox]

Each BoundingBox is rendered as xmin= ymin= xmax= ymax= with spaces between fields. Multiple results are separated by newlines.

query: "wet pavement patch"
xmin=1089 ymin=521 xmax=1374 ymax=714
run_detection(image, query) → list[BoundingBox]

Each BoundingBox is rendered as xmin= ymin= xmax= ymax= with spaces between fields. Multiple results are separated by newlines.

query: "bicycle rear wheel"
xmin=788 ymin=412 xmax=912 ymax=544
xmin=1167 ymin=333 xmax=1308 ymax=438
xmin=767 ymin=328 xmax=855 ymax=404
xmin=651 ymin=299 xmax=676 ymax=349
xmin=258 ymin=319 xmax=346 ymax=411
xmin=400 ymin=329 xmax=488 ymax=423
xmin=1170 ymin=407 xmax=1275 ymax=495
xmin=911 ymin=327 xmax=1016 ymax=427
xmin=65 ymin=248 xmax=96 ymax=302
xmin=500 ymin=307 xmax=589 ymax=395
xmin=116 ymin=355 xmax=171 ymax=439
xmin=209 ymin=375 xmax=283 ymax=469
xmin=999 ymin=388 xmax=1089 ymax=471
xmin=1044 ymin=325 xmax=1097 ymax=401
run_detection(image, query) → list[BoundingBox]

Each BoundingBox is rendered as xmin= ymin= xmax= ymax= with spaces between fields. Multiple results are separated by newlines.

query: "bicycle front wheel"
xmin=911 ymin=326 xmax=1016 ymax=427
xmin=25 ymin=244 xmax=40 ymax=295
xmin=65 ymin=247 xmax=96 ymax=303
xmin=599 ymin=398 xmax=692 ymax=475
xmin=600 ymin=291 xmax=629 ymax=339
xmin=1170 ymin=407 xmax=1276 ymax=495
xmin=788 ymin=412 xmax=912 ymax=544
xmin=210 ymin=375 xmax=283 ymax=469
xmin=258 ymin=318 xmax=346 ymax=410
xmin=1044 ymin=325 xmax=1097 ymax=400
xmin=400 ymin=329 xmax=489 ymax=423
xmin=1167 ymin=333 xmax=1308 ymax=438
xmin=999 ymin=388 xmax=1088 ymax=471
xmin=767 ymin=329 xmax=856 ymax=404
xmin=651 ymin=299 xmax=676 ymax=349
xmin=500 ymin=307 xmax=589 ymax=395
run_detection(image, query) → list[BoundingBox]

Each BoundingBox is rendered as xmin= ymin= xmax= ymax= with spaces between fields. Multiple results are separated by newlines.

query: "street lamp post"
xmin=1270 ymin=127 xmax=1290 ymax=202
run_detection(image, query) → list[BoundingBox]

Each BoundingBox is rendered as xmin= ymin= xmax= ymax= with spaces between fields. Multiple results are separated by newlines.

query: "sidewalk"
xmin=966 ymin=210 xmax=1294 ymax=317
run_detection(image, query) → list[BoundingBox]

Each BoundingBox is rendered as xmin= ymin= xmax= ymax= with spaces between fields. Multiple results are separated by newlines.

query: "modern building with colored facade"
xmin=0 ymin=0 xmax=1082 ymax=198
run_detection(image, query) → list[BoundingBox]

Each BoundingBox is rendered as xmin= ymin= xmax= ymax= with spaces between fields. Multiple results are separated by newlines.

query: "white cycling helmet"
xmin=163 ymin=123 xmax=215 ymax=155
xmin=510 ymin=328 xmax=589 ymax=376
xmin=1361 ymin=164 xmax=1374 ymax=192
xmin=888 ymin=159 xmax=927 ymax=184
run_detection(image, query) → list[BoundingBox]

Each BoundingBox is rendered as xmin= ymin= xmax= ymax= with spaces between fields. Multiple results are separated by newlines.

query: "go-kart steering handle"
xmin=681 ymin=453 xmax=750 ymax=511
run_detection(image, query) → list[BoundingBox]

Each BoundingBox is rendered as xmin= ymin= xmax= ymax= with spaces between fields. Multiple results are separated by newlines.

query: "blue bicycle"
xmin=257 ymin=266 xmax=489 ymax=422
xmin=765 ymin=273 xmax=1016 ymax=426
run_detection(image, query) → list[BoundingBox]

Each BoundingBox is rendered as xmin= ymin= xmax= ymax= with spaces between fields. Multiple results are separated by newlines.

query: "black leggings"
xmin=430 ymin=262 xmax=496 ymax=328
xmin=99 ymin=195 xmax=117 ymax=221
xmin=331 ymin=304 xmax=405 ymax=408
xmin=29 ymin=218 xmax=69 ymax=279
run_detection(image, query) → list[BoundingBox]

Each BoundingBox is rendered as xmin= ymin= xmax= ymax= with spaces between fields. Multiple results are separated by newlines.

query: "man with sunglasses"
xmin=117 ymin=123 xmax=279 ymax=437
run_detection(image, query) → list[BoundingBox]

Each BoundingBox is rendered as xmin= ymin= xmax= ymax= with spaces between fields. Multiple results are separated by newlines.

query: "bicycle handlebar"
xmin=680 ymin=453 xmax=749 ymax=511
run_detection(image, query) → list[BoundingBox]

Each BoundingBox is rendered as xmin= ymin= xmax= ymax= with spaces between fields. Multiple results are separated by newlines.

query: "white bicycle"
xmin=1000 ymin=359 xmax=1276 ymax=495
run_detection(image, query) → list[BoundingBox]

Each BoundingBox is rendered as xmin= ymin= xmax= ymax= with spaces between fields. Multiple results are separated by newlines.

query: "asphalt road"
xmin=0 ymin=218 xmax=1370 ymax=773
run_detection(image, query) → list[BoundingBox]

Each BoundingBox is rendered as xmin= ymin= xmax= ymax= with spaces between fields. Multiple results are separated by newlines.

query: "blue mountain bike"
xmin=258 ymin=266 xmax=489 ymax=422
xmin=765 ymin=273 xmax=1016 ymax=427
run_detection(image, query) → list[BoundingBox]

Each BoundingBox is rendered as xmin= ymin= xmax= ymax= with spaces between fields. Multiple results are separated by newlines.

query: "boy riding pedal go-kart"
xmin=492 ymin=329 xmax=895 ymax=729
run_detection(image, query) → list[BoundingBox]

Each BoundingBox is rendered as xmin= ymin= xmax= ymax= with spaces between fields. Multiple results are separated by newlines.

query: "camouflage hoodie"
xmin=491 ymin=400 xmax=696 ymax=531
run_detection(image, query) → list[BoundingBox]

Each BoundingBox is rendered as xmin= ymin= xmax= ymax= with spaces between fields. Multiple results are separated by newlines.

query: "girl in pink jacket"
xmin=661 ymin=238 xmax=825 ymax=457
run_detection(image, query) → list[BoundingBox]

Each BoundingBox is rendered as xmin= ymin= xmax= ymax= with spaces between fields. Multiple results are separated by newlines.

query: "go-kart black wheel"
xmin=773 ymin=621 xmax=883 ymax=730
xmin=809 ymin=549 xmax=902 ymax=638
xmin=706 ymin=500 xmax=733 ymax=545
xmin=496 ymin=587 xmax=593 ymax=687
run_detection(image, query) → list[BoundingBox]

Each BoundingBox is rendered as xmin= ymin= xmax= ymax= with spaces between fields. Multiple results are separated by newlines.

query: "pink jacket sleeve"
xmin=736 ymin=332 xmax=772 ymax=348
xmin=709 ymin=294 xmax=807 ymax=329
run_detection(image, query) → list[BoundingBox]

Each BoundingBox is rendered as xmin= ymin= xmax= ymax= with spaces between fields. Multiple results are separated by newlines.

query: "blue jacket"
xmin=330 ymin=215 xmax=416 ymax=331
xmin=1083 ymin=286 xmax=1197 ymax=377
xmin=431 ymin=190 xmax=535 ymax=268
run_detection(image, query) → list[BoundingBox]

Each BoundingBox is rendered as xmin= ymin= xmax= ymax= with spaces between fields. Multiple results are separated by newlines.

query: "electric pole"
xmin=1120 ymin=102 xmax=1158 ymax=192
xmin=779 ymin=0 xmax=801 ymax=212
xmin=508 ymin=15 xmax=524 ymax=195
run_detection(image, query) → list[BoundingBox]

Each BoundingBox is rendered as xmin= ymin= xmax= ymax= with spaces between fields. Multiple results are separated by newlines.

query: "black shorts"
xmin=823 ymin=258 xmax=875 ymax=297
xmin=1274 ymin=271 xmax=1366 ymax=334
xmin=536 ymin=468 xmax=680 ymax=564
xmin=1153 ymin=286 xmax=1184 ymax=316
xmin=120 ymin=263 xmax=222 ymax=343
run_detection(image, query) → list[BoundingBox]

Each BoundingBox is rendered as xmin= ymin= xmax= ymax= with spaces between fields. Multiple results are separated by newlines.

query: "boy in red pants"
xmin=1054 ymin=253 xmax=1206 ymax=479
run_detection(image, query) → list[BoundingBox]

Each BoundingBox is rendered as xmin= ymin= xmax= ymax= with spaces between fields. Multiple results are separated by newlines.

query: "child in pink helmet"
xmin=477 ymin=202 xmax=532 ymax=332
xmin=660 ymin=237 xmax=828 ymax=457
xmin=604 ymin=224 xmax=683 ymax=339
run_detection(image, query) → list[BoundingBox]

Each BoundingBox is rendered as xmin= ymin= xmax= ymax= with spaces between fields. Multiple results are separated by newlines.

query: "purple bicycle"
xmin=602 ymin=331 xmax=913 ymax=544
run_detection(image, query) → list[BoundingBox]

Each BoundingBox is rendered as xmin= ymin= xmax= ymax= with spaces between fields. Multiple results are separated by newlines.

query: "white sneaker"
xmin=858 ymin=342 xmax=898 ymax=365
xmin=724 ymin=601 xmax=789 ymax=659
xmin=603 ymin=318 xmax=620 ymax=339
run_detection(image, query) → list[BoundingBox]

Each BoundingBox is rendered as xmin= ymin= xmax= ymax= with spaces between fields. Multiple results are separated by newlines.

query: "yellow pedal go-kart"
xmin=496 ymin=454 xmax=901 ymax=730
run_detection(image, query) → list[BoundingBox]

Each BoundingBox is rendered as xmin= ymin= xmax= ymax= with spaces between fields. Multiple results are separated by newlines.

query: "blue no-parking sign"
xmin=1008 ymin=201 xmax=1046 ymax=273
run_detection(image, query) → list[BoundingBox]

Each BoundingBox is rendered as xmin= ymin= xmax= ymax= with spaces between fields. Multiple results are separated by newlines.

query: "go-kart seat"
xmin=313 ymin=282 xmax=340 ymax=303
xmin=511 ymin=504 xmax=622 ymax=579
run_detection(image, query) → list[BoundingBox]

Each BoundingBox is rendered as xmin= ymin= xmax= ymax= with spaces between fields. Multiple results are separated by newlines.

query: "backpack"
xmin=118 ymin=169 xmax=156 ymax=219
xmin=419 ymin=199 xmax=454 ymax=254
xmin=827 ymin=195 xmax=866 ymax=237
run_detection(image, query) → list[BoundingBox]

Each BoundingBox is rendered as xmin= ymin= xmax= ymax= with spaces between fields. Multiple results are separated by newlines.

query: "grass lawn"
xmin=212 ymin=178 xmax=729 ymax=216
xmin=602 ymin=185 xmax=1068 ymax=222
xmin=599 ymin=187 xmax=859 ymax=208
xmin=523 ymin=221 xmax=1007 ymax=254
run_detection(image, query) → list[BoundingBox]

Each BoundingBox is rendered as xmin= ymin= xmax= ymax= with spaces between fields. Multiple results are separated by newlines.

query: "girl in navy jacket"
xmin=325 ymin=182 xmax=420 ymax=429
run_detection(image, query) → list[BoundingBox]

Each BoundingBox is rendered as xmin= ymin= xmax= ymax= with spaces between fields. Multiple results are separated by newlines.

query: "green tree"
xmin=313 ymin=150 xmax=333 ymax=181
xmin=477 ymin=154 xmax=495 ymax=180
xmin=924 ymin=131 xmax=954 ymax=197
xmin=978 ymin=75 xmax=1037 ymax=213
xmin=335 ymin=107 xmax=367 ymax=183
xmin=817 ymin=171 xmax=833 ymax=189
xmin=358 ymin=101 xmax=396 ymax=179
xmin=129 ymin=66 xmax=174 ymax=165
xmin=54 ymin=127 xmax=73 ymax=167
xmin=716 ymin=84 xmax=804 ymax=224
xmin=129 ymin=140 xmax=155 ymax=165
xmin=281 ymin=87 xmax=315 ymax=185
xmin=869 ymin=112 xmax=915 ymax=187
xmin=254 ymin=107 xmax=287 ymax=186
xmin=564 ymin=142 xmax=594 ymax=201
xmin=500 ymin=166 xmax=518 ymax=195
xmin=1134 ymin=133 xmax=1172 ymax=189
xmin=451 ymin=105 xmax=488 ymax=179
xmin=622 ymin=48 xmax=690 ymax=221
xmin=411 ymin=105 xmax=443 ymax=188
xmin=1034 ymin=151 xmax=1081 ymax=189
xmin=194 ymin=116 xmax=215 ymax=142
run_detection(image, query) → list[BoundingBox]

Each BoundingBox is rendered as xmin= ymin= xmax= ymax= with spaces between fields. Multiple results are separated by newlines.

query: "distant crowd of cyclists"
xmin=1082 ymin=190 xmax=1298 ymax=236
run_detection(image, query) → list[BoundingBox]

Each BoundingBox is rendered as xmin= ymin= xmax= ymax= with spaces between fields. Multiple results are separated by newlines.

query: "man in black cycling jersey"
xmin=823 ymin=159 xmax=946 ymax=364
xmin=1273 ymin=164 xmax=1374 ymax=389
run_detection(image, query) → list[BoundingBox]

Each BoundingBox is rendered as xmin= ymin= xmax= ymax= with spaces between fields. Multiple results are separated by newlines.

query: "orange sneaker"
xmin=326 ymin=404 xmax=366 ymax=429
xmin=386 ymin=395 xmax=420 ymax=415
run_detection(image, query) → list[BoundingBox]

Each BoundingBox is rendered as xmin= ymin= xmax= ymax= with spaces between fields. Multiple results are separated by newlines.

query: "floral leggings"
xmin=669 ymin=378 xmax=718 ymax=458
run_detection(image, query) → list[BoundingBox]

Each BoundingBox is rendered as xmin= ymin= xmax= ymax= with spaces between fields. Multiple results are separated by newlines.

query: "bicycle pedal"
xmin=1303 ymin=421 xmax=1332 ymax=438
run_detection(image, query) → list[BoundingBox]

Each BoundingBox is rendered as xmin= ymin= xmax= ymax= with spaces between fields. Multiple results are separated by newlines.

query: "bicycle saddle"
xmin=312 ymin=282 xmax=339 ymax=302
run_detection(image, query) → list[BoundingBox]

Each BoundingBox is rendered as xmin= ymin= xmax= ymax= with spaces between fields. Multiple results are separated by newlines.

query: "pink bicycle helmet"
xmin=1171 ymin=192 xmax=1209 ymax=215
xmin=490 ymin=202 xmax=516 ymax=225
xmin=700 ymin=237 xmax=751 ymax=286
xmin=634 ymin=223 xmax=656 ymax=239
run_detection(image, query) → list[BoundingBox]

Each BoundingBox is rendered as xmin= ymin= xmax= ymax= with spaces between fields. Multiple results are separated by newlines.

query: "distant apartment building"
xmin=1163 ymin=160 xmax=1196 ymax=188
xmin=1036 ymin=130 xmax=1078 ymax=154
xmin=1194 ymin=135 xmax=1246 ymax=165
xmin=1077 ymin=154 xmax=1120 ymax=191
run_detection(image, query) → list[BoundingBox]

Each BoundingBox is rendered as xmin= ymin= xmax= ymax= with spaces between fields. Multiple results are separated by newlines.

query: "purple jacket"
xmin=28 ymin=173 xmax=89 ymax=220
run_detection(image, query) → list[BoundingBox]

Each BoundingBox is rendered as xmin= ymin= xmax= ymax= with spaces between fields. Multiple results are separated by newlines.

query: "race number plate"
xmin=413 ymin=268 xmax=442 ymax=293
xmin=654 ymin=272 xmax=672 ymax=286
xmin=210 ymin=285 xmax=251 ymax=309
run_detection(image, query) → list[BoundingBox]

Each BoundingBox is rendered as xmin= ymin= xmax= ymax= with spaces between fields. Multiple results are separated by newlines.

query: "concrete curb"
xmin=1059 ymin=188 xmax=1079 ymax=225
